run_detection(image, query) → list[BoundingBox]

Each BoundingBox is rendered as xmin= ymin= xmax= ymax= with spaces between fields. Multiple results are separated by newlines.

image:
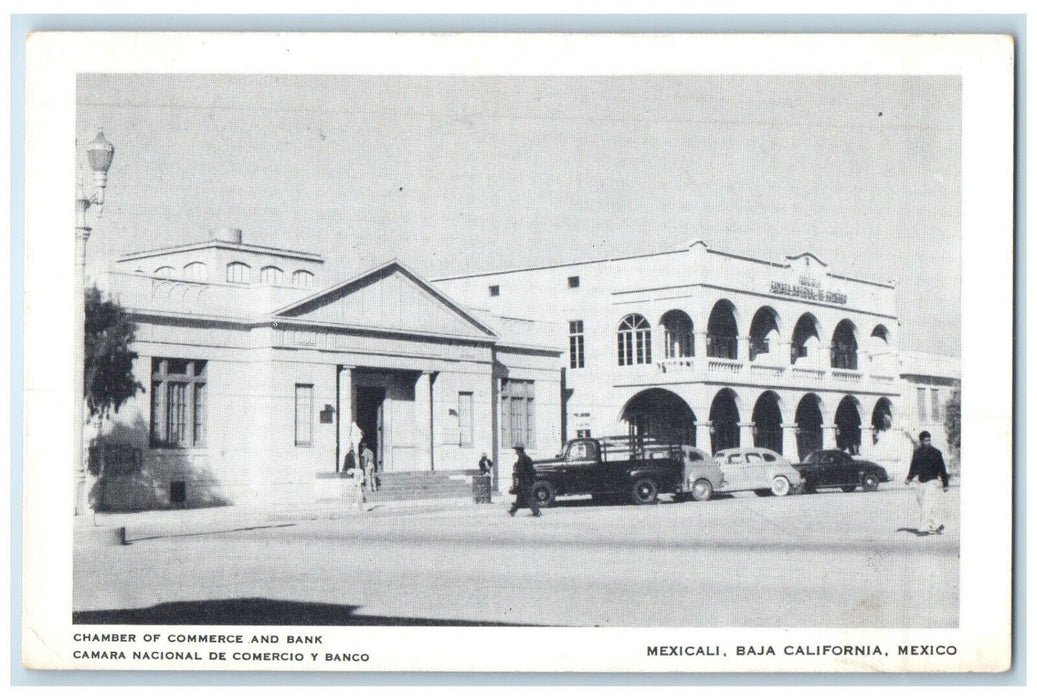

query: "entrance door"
xmin=355 ymin=386 xmax=386 ymax=472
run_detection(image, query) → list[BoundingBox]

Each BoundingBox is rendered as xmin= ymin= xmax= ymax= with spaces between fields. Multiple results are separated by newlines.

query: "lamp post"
xmin=74 ymin=130 xmax=114 ymax=516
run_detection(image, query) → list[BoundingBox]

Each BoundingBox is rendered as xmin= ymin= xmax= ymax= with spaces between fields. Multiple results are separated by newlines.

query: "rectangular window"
xmin=931 ymin=389 xmax=941 ymax=421
xmin=917 ymin=387 xmax=927 ymax=421
xmin=489 ymin=285 xmax=500 ymax=297
xmin=568 ymin=275 xmax=580 ymax=288
xmin=576 ymin=429 xmax=591 ymax=438
xmin=458 ymin=392 xmax=473 ymax=446
xmin=568 ymin=320 xmax=585 ymax=369
xmin=150 ymin=358 xmax=207 ymax=448
xmin=295 ymin=384 xmax=314 ymax=446
xmin=501 ymin=379 xmax=535 ymax=450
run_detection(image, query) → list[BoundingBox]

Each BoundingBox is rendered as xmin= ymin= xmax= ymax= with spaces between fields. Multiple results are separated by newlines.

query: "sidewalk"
xmin=77 ymin=494 xmax=496 ymax=544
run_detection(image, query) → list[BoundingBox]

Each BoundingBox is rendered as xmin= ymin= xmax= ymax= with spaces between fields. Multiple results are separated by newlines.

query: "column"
xmin=737 ymin=336 xmax=750 ymax=363
xmin=335 ymin=366 xmax=353 ymax=471
xmin=739 ymin=422 xmax=755 ymax=448
xmin=414 ymin=371 xmax=433 ymax=472
xmin=822 ymin=424 xmax=838 ymax=449
xmin=781 ymin=423 xmax=799 ymax=459
xmin=695 ymin=421 xmax=712 ymax=452
xmin=777 ymin=341 xmax=793 ymax=367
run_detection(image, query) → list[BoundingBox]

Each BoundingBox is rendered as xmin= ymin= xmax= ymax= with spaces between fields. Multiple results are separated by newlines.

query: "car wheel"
xmin=690 ymin=478 xmax=713 ymax=502
xmin=530 ymin=481 xmax=556 ymax=507
xmin=862 ymin=473 xmax=880 ymax=492
xmin=770 ymin=476 xmax=791 ymax=497
xmin=841 ymin=485 xmax=857 ymax=493
xmin=631 ymin=478 xmax=659 ymax=505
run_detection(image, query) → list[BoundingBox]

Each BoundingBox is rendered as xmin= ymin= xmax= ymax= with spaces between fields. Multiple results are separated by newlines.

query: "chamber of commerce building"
xmin=437 ymin=240 xmax=957 ymax=482
xmin=92 ymin=231 xmax=958 ymax=511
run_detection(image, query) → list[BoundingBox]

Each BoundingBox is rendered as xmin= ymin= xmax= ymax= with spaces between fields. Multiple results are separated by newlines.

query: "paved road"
xmin=74 ymin=486 xmax=959 ymax=627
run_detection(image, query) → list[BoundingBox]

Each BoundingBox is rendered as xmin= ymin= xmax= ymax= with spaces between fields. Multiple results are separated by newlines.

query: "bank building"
xmin=93 ymin=231 xmax=957 ymax=510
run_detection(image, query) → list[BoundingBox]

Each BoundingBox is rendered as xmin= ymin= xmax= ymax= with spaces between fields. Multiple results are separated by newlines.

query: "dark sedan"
xmin=795 ymin=450 xmax=891 ymax=493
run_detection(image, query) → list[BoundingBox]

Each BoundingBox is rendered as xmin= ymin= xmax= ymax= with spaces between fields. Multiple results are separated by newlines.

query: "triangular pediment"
xmin=272 ymin=261 xmax=496 ymax=341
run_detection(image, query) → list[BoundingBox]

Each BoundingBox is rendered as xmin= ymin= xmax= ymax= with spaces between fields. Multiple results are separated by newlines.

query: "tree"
xmin=85 ymin=285 xmax=144 ymax=429
xmin=944 ymin=389 xmax=961 ymax=453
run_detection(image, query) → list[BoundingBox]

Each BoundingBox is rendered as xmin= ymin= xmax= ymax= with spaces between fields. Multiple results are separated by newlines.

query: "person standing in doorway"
xmin=904 ymin=431 xmax=949 ymax=534
xmin=508 ymin=444 xmax=541 ymax=517
xmin=360 ymin=441 xmax=377 ymax=492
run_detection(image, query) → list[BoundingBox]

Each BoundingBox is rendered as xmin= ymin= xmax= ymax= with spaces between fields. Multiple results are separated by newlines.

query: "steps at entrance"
xmin=318 ymin=470 xmax=492 ymax=504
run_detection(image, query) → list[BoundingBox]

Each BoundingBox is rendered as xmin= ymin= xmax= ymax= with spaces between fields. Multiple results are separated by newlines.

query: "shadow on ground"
xmin=72 ymin=598 xmax=528 ymax=626
xmin=896 ymin=527 xmax=933 ymax=537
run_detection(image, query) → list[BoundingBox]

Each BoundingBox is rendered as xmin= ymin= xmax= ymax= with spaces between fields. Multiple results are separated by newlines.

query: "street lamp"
xmin=74 ymin=129 xmax=114 ymax=516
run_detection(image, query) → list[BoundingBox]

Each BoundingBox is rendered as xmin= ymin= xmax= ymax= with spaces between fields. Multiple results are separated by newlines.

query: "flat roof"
xmin=118 ymin=239 xmax=325 ymax=264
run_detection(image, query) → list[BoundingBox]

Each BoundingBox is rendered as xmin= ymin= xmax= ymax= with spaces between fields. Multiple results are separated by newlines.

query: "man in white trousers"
xmin=904 ymin=431 xmax=950 ymax=534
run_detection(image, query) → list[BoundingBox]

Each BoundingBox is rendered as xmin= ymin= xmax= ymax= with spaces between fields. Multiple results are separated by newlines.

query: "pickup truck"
xmin=521 ymin=436 xmax=685 ymax=507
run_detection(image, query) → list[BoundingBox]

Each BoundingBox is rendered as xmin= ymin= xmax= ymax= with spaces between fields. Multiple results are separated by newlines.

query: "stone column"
xmin=414 ymin=371 xmax=433 ymax=472
xmin=737 ymin=336 xmax=750 ymax=363
xmin=336 ymin=366 xmax=353 ymax=471
xmin=739 ymin=422 xmax=755 ymax=449
xmin=695 ymin=421 xmax=712 ymax=452
xmin=781 ymin=423 xmax=799 ymax=459
xmin=822 ymin=424 xmax=838 ymax=449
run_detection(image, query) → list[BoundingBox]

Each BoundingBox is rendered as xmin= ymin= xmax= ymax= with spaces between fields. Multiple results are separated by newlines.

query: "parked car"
xmin=712 ymin=447 xmax=804 ymax=496
xmin=794 ymin=450 xmax=891 ymax=493
xmin=526 ymin=436 xmax=685 ymax=507
xmin=675 ymin=446 xmax=727 ymax=502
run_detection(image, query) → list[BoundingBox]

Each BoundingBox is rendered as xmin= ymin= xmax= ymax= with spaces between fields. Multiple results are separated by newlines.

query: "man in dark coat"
xmin=507 ymin=444 xmax=541 ymax=517
xmin=904 ymin=431 xmax=950 ymax=534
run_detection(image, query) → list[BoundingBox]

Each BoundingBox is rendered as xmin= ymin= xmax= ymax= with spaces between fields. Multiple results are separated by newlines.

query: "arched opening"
xmin=617 ymin=314 xmax=653 ymax=366
xmin=660 ymin=310 xmax=694 ymax=359
xmin=620 ymin=389 xmax=697 ymax=446
xmin=752 ymin=391 xmax=783 ymax=453
xmin=706 ymin=300 xmax=739 ymax=360
xmin=831 ymin=319 xmax=859 ymax=370
xmin=791 ymin=314 xmax=822 ymax=365
xmin=749 ymin=306 xmax=781 ymax=362
xmin=795 ymin=394 xmax=824 ymax=460
xmin=835 ymin=395 xmax=863 ymax=454
xmin=154 ymin=266 xmax=176 ymax=279
xmin=183 ymin=261 xmax=207 ymax=281
xmin=709 ymin=388 xmax=740 ymax=453
xmin=870 ymin=397 xmax=894 ymax=442
xmin=750 ymin=392 xmax=779 ymax=452
xmin=867 ymin=325 xmax=893 ymax=374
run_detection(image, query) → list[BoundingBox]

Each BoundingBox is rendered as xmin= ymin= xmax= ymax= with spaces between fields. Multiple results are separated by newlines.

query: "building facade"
xmin=436 ymin=240 xmax=907 ymax=464
xmin=92 ymin=229 xmax=561 ymax=510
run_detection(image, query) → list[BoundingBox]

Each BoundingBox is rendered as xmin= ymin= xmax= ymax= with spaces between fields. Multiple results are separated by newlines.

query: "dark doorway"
xmin=355 ymin=386 xmax=386 ymax=471
xmin=621 ymin=388 xmax=696 ymax=446
xmin=835 ymin=395 xmax=862 ymax=454
xmin=795 ymin=394 xmax=823 ymax=460
xmin=709 ymin=389 xmax=740 ymax=453
xmin=752 ymin=392 xmax=783 ymax=454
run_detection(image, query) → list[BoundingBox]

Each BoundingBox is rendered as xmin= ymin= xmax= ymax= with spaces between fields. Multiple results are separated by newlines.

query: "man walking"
xmin=507 ymin=444 xmax=541 ymax=517
xmin=359 ymin=441 xmax=377 ymax=492
xmin=904 ymin=431 xmax=949 ymax=534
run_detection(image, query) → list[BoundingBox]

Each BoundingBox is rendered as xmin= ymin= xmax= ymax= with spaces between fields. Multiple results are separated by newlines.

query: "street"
xmin=74 ymin=485 xmax=959 ymax=628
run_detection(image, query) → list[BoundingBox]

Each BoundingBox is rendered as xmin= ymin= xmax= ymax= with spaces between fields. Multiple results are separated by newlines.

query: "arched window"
xmin=660 ymin=310 xmax=694 ymax=359
xmin=154 ymin=266 xmax=176 ymax=279
xmin=617 ymin=314 xmax=652 ymax=366
xmin=292 ymin=269 xmax=314 ymax=289
xmin=260 ymin=266 xmax=284 ymax=285
xmin=791 ymin=314 xmax=821 ymax=365
xmin=706 ymin=300 xmax=739 ymax=360
xmin=183 ymin=262 xmax=207 ymax=281
xmin=749 ymin=306 xmax=780 ymax=361
xmin=226 ymin=262 xmax=251 ymax=284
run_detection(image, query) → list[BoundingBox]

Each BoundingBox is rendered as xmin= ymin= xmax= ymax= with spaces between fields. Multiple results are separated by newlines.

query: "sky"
xmin=77 ymin=74 xmax=961 ymax=355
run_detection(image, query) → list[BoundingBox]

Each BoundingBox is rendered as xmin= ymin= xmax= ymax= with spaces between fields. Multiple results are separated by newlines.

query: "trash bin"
xmin=472 ymin=474 xmax=492 ymax=504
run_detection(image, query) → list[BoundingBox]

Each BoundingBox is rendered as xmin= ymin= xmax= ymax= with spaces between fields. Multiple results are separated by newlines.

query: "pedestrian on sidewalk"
xmin=904 ymin=431 xmax=949 ymax=534
xmin=360 ymin=442 xmax=377 ymax=492
xmin=508 ymin=444 xmax=541 ymax=517
xmin=351 ymin=455 xmax=367 ymax=513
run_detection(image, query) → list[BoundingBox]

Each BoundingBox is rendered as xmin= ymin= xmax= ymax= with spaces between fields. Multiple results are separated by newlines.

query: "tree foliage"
xmin=85 ymin=285 xmax=144 ymax=422
xmin=944 ymin=389 xmax=961 ymax=453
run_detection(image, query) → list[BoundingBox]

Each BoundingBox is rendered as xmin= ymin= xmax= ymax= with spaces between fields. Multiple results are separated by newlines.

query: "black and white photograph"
xmin=21 ymin=32 xmax=1013 ymax=673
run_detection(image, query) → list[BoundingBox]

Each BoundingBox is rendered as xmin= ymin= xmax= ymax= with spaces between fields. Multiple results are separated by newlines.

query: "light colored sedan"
xmin=677 ymin=446 xmax=727 ymax=502
xmin=713 ymin=447 xmax=803 ymax=497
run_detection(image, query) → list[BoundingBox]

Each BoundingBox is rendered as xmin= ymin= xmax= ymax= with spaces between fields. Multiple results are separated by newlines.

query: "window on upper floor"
xmin=568 ymin=276 xmax=580 ymax=289
xmin=183 ymin=262 xmax=207 ymax=281
xmin=154 ymin=266 xmax=177 ymax=279
xmin=489 ymin=285 xmax=500 ymax=297
xmin=569 ymin=320 xmax=585 ymax=369
xmin=931 ymin=389 xmax=941 ymax=421
xmin=261 ymin=266 xmax=284 ymax=285
xmin=617 ymin=314 xmax=652 ymax=366
xmin=292 ymin=269 xmax=314 ymax=289
xmin=226 ymin=262 xmax=251 ymax=284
